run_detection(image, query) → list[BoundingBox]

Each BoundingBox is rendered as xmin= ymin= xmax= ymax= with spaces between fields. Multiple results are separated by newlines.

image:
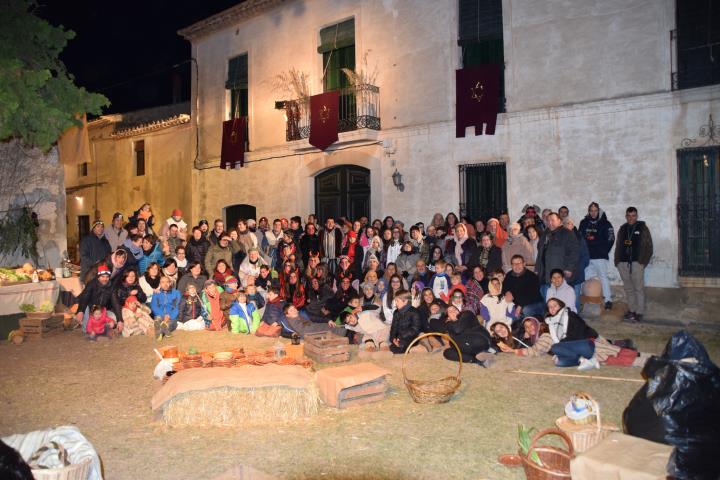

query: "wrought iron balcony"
xmin=284 ymin=84 xmax=380 ymax=142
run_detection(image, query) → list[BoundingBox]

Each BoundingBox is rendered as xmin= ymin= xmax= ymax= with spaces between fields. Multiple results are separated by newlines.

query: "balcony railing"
xmin=285 ymin=84 xmax=380 ymax=142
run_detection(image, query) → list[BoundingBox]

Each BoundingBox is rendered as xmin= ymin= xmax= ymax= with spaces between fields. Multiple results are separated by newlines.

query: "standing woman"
xmin=474 ymin=233 xmax=503 ymax=275
xmin=444 ymin=212 xmax=459 ymax=234
xmin=525 ymin=225 xmax=540 ymax=272
xmin=131 ymin=203 xmax=155 ymax=235
xmin=445 ymin=223 xmax=477 ymax=277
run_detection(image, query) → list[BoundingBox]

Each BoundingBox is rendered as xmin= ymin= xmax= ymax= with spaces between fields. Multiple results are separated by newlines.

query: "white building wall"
xmin=187 ymin=0 xmax=720 ymax=288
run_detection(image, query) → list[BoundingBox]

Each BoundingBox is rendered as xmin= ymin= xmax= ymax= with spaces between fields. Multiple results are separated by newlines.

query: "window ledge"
xmin=287 ymin=128 xmax=381 ymax=152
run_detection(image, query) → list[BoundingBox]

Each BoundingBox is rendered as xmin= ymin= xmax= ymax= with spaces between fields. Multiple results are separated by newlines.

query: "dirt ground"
xmin=1 ymin=318 xmax=718 ymax=480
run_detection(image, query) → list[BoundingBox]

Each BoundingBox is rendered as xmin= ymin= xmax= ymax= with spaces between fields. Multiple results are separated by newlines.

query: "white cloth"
xmin=138 ymin=276 xmax=156 ymax=303
xmin=0 ymin=281 xmax=59 ymax=315
xmin=176 ymin=316 xmax=206 ymax=331
xmin=546 ymin=307 xmax=570 ymax=343
xmin=380 ymin=293 xmax=396 ymax=325
xmin=2 ymin=426 xmax=103 ymax=480
xmin=480 ymin=295 xmax=515 ymax=327
xmin=385 ymin=242 xmax=401 ymax=265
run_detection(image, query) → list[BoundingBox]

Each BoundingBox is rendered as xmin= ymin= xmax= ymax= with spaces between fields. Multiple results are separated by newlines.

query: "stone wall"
xmin=0 ymin=140 xmax=67 ymax=269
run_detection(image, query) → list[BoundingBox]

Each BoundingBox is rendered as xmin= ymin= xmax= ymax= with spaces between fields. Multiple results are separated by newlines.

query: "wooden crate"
xmin=336 ymin=378 xmax=388 ymax=409
xmin=304 ymin=332 xmax=350 ymax=363
xmin=19 ymin=314 xmax=64 ymax=339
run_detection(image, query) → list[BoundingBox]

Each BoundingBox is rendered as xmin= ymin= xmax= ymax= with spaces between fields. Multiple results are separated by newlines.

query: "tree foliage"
xmin=0 ymin=0 xmax=109 ymax=150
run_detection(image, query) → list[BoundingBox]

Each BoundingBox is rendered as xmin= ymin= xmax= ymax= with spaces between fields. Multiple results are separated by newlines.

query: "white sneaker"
xmin=578 ymin=356 xmax=600 ymax=371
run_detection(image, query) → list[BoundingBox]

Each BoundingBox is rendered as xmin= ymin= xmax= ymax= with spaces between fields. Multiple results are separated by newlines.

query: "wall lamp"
xmin=392 ymin=169 xmax=404 ymax=192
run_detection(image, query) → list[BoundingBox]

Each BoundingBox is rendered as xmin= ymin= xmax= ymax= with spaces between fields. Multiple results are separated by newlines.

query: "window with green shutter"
xmin=226 ymin=54 xmax=248 ymax=118
xmin=458 ymin=0 xmax=505 ymax=112
xmin=226 ymin=54 xmax=249 ymax=149
xmin=319 ymin=19 xmax=355 ymax=92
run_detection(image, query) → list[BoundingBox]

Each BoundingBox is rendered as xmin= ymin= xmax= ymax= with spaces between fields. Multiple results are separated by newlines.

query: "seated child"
xmin=150 ymin=276 xmax=181 ymax=339
xmin=428 ymin=260 xmax=451 ymax=302
xmin=177 ymin=284 xmax=207 ymax=331
xmin=448 ymin=273 xmax=467 ymax=297
xmin=229 ymin=289 xmax=261 ymax=334
xmin=479 ymin=278 xmax=516 ymax=328
xmin=121 ymin=295 xmax=154 ymax=337
xmin=219 ymin=276 xmax=241 ymax=329
xmin=341 ymin=308 xmax=390 ymax=351
xmin=245 ymin=284 xmax=265 ymax=310
xmin=86 ymin=305 xmax=115 ymax=341
xmin=389 ymin=290 xmax=423 ymax=354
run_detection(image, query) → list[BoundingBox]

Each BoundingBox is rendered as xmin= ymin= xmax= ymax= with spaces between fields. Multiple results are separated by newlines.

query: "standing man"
xmin=579 ymin=202 xmax=615 ymax=310
xmin=80 ymin=220 xmax=111 ymax=280
xmin=105 ymin=212 xmax=127 ymax=251
xmin=319 ymin=217 xmax=343 ymax=275
xmin=208 ymin=219 xmax=225 ymax=246
xmin=160 ymin=209 xmax=187 ymax=241
xmin=615 ymin=207 xmax=653 ymax=322
xmin=536 ymin=212 xmax=580 ymax=297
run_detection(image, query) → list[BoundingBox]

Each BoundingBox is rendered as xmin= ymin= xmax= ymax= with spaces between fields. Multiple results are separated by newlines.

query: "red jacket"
xmin=86 ymin=308 xmax=114 ymax=334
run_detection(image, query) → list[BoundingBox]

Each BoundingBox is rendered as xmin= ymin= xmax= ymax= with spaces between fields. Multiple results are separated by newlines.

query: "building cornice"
xmin=110 ymin=114 xmax=191 ymax=139
xmin=177 ymin=0 xmax=288 ymax=42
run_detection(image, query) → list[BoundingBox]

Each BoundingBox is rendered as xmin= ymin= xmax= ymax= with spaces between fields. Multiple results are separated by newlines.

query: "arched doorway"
xmin=315 ymin=165 xmax=370 ymax=222
xmin=224 ymin=204 xmax=257 ymax=229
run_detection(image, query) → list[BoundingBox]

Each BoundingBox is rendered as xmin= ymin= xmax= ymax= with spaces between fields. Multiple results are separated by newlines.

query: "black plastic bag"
xmin=623 ymin=330 xmax=720 ymax=480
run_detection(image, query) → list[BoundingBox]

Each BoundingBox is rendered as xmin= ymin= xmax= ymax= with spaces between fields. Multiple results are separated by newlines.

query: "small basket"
xmin=556 ymin=398 xmax=618 ymax=453
xmin=402 ymin=332 xmax=462 ymax=404
xmin=519 ymin=428 xmax=574 ymax=480
xmin=25 ymin=311 xmax=53 ymax=320
xmin=30 ymin=444 xmax=93 ymax=480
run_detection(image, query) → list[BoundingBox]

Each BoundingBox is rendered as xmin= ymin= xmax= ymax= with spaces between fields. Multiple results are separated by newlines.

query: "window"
xmin=319 ymin=18 xmax=355 ymax=92
xmin=458 ymin=0 xmax=505 ymax=112
xmin=134 ymin=140 xmax=145 ymax=176
xmin=459 ymin=163 xmax=507 ymax=222
xmin=226 ymin=54 xmax=249 ymax=150
xmin=78 ymin=162 xmax=88 ymax=177
xmin=675 ymin=0 xmax=720 ymax=90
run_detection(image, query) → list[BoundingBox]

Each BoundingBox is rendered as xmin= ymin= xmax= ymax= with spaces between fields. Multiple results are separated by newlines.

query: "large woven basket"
xmin=519 ymin=428 xmax=574 ymax=480
xmin=31 ymin=456 xmax=92 ymax=480
xmin=402 ymin=333 xmax=462 ymax=404
xmin=555 ymin=396 xmax=618 ymax=453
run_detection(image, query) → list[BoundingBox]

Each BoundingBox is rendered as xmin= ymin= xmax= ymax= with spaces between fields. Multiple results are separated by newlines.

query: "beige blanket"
xmin=152 ymin=364 xmax=313 ymax=411
xmin=315 ymin=362 xmax=391 ymax=407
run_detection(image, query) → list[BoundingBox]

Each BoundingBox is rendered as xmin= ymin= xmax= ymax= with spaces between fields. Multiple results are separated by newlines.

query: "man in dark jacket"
xmin=501 ymin=255 xmax=544 ymax=320
xmin=579 ymin=202 xmax=615 ymax=309
xmin=614 ymin=207 xmax=653 ymax=322
xmin=186 ymin=227 xmax=211 ymax=271
xmin=75 ymin=264 xmax=116 ymax=333
xmin=536 ymin=212 xmax=580 ymax=288
xmin=79 ymin=220 xmax=111 ymax=279
xmin=389 ymin=290 xmax=422 ymax=354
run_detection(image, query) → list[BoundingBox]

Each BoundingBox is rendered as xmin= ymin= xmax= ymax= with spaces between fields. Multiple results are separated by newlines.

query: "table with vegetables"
xmin=0 ymin=264 xmax=60 ymax=316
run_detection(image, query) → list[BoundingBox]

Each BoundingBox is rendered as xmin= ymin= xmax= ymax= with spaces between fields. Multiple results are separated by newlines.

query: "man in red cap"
xmin=75 ymin=264 xmax=118 ymax=333
xmin=160 ymin=208 xmax=187 ymax=241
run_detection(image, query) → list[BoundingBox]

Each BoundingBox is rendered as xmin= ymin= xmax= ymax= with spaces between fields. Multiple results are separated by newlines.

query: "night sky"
xmin=37 ymin=1 xmax=243 ymax=114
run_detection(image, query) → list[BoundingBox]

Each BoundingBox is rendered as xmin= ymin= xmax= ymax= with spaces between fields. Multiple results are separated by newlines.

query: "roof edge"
xmin=177 ymin=0 xmax=288 ymax=41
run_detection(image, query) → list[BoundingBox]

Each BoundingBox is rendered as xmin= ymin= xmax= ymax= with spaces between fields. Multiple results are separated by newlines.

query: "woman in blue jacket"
xmin=138 ymin=234 xmax=165 ymax=275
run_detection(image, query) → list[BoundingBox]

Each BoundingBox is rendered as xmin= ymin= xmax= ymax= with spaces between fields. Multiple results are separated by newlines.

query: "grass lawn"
xmin=1 ymin=317 xmax=718 ymax=480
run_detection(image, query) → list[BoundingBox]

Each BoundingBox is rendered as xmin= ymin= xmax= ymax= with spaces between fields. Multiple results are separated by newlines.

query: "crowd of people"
xmin=75 ymin=202 xmax=653 ymax=369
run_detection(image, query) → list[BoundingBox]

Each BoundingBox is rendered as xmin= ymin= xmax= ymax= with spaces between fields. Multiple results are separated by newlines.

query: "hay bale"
xmin=152 ymin=364 xmax=319 ymax=426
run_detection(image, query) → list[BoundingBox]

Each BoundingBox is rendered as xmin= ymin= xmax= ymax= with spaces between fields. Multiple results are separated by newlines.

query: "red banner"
xmin=309 ymin=91 xmax=339 ymax=151
xmin=456 ymin=65 xmax=500 ymax=137
xmin=221 ymin=117 xmax=246 ymax=169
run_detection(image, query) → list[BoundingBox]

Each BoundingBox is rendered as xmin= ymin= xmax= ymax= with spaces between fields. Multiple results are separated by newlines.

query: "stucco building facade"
xmin=171 ymin=0 xmax=720 ymax=289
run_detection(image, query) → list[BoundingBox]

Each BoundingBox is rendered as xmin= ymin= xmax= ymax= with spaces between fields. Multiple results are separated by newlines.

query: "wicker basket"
xmin=25 ymin=311 xmax=53 ymax=320
xmin=555 ymin=398 xmax=618 ymax=453
xmin=31 ymin=455 xmax=92 ymax=480
xmin=402 ymin=333 xmax=462 ymax=404
xmin=519 ymin=428 xmax=574 ymax=480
